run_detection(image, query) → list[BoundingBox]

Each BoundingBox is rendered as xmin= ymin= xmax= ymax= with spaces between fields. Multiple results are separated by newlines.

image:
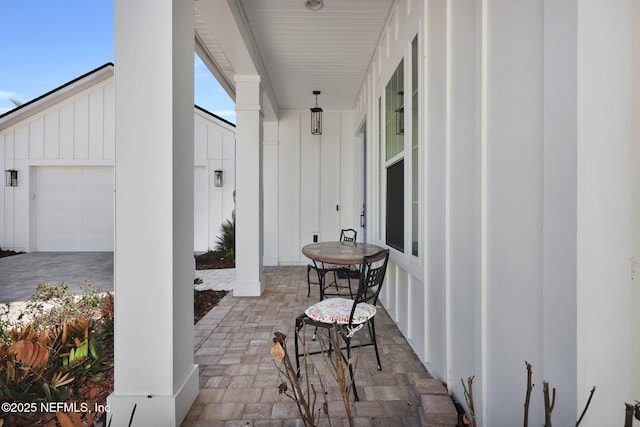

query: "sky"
xmin=0 ymin=1 xmax=236 ymax=123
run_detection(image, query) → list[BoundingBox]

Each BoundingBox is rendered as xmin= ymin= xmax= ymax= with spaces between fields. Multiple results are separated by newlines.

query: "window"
xmin=385 ymin=60 xmax=404 ymax=161
xmin=381 ymin=35 xmax=420 ymax=258
xmin=386 ymin=159 xmax=404 ymax=251
xmin=411 ymin=36 xmax=419 ymax=256
xmin=385 ymin=61 xmax=405 ymax=252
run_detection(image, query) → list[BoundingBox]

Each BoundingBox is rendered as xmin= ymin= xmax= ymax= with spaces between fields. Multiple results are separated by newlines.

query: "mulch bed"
xmin=195 ymin=250 xmax=235 ymax=270
xmin=194 ymin=289 xmax=228 ymax=324
xmin=1 ymin=250 xmax=231 ymax=426
xmin=0 ymin=249 xmax=23 ymax=258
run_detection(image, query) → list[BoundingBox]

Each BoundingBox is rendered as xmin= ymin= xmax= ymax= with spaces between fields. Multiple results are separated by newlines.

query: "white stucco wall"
xmin=0 ymin=73 xmax=235 ymax=253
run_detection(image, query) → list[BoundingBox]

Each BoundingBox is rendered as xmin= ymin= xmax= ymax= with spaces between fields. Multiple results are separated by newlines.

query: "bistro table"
xmin=302 ymin=241 xmax=385 ymax=266
xmin=303 ymin=241 xmax=385 ymax=299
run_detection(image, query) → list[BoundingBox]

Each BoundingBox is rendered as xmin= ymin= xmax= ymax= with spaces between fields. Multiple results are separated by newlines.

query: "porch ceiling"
xmin=195 ymin=0 xmax=394 ymax=115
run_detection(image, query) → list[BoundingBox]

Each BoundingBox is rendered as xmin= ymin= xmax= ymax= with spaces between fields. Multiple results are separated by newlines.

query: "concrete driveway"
xmin=0 ymin=252 xmax=114 ymax=303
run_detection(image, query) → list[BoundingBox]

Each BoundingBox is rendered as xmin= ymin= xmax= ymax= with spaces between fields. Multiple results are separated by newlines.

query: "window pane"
xmin=385 ymin=60 xmax=404 ymax=161
xmin=411 ymin=36 xmax=419 ymax=256
xmin=378 ymin=97 xmax=382 ymax=241
xmin=386 ymin=160 xmax=404 ymax=252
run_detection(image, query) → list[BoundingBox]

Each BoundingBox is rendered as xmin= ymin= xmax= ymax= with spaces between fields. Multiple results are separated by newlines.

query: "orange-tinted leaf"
xmin=56 ymin=412 xmax=74 ymax=427
xmin=271 ymin=343 xmax=285 ymax=362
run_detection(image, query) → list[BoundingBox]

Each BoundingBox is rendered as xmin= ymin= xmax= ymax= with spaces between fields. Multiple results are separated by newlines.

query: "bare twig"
xmin=575 ymin=386 xmax=595 ymax=426
xmin=523 ymin=361 xmax=534 ymax=427
xmin=543 ymin=381 xmax=556 ymax=427
xmin=461 ymin=376 xmax=477 ymax=427
xmin=318 ymin=325 xmax=355 ymax=426
xmin=272 ymin=331 xmax=324 ymax=426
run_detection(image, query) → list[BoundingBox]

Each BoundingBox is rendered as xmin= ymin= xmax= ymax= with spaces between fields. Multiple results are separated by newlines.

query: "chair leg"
xmin=295 ymin=317 xmax=304 ymax=377
xmin=345 ymin=269 xmax=354 ymax=298
xmin=368 ymin=318 xmax=382 ymax=371
xmin=344 ymin=336 xmax=359 ymax=401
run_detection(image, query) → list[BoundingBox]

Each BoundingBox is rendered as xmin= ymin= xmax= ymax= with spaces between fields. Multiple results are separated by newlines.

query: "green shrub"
xmin=215 ymin=218 xmax=235 ymax=262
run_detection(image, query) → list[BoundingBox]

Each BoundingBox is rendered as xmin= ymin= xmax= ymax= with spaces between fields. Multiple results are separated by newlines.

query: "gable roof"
xmin=0 ymin=63 xmax=114 ymax=131
xmin=0 ymin=63 xmax=236 ymax=132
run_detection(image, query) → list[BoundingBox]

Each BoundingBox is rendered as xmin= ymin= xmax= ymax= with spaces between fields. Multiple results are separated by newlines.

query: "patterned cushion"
xmin=305 ymin=298 xmax=376 ymax=325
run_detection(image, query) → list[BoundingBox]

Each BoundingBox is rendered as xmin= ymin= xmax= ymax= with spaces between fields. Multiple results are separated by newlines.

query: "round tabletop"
xmin=302 ymin=241 xmax=384 ymax=265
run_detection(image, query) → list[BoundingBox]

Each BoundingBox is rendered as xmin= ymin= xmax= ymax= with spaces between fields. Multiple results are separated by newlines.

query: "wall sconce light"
xmin=214 ymin=170 xmax=223 ymax=187
xmin=5 ymin=169 xmax=18 ymax=187
xmin=395 ymin=91 xmax=404 ymax=135
xmin=310 ymin=90 xmax=323 ymax=135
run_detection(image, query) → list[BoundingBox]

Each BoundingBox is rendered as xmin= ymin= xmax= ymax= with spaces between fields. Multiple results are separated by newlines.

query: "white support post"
xmin=233 ymin=75 xmax=264 ymax=296
xmin=108 ymin=0 xmax=198 ymax=425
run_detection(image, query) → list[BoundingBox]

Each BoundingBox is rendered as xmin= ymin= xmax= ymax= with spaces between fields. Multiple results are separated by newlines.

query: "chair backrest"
xmin=340 ymin=228 xmax=357 ymax=242
xmin=349 ymin=249 xmax=390 ymax=325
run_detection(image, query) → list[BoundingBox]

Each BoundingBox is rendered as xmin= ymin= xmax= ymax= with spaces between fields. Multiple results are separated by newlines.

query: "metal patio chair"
xmin=306 ymin=228 xmax=358 ymax=299
xmin=295 ymin=248 xmax=390 ymax=401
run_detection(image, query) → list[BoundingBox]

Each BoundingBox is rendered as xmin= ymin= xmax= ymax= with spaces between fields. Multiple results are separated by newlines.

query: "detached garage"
xmin=0 ymin=63 xmax=235 ymax=253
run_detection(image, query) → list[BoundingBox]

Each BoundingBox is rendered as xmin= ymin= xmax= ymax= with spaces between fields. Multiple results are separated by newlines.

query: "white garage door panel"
xmin=35 ymin=167 xmax=114 ymax=251
xmin=82 ymin=189 xmax=112 ymax=209
xmin=39 ymin=188 xmax=80 ymax=207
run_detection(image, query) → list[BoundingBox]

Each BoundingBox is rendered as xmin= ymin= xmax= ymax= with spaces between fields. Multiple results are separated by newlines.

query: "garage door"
xmin=35 ymin=167 xmax=114 ymax=251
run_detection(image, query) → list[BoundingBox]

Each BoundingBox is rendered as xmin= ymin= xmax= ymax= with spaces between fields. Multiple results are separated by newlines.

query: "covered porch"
xmin=109 ymin=0 xmax=640 ymax=426
xmin=183 ymin=266 xmax=451 ymax=425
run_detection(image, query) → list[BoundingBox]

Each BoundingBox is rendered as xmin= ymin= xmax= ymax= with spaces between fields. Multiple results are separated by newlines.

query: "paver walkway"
xmin=184 ymin=266 xmax=432 ymax=426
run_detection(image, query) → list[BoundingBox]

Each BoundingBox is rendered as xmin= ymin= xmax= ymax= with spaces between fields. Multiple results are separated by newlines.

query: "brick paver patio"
xmin=183 ymin=266 xmax=434 ymax=426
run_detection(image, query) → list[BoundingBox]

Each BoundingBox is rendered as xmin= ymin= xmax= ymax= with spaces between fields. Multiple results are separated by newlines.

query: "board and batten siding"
xmin=273 ymin=110 xmax=355 ymax=266
xmin=1 ymin=75 xmax=235 ymax=253
xmin=1 ymin=80 xmax=115 ymax=253
xmin=353 ymin=0 xmax=640 ymax=425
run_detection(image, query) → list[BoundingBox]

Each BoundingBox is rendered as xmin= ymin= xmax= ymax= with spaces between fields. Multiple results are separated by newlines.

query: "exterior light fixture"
xmin=305 ymin=0 xmax=324 ymax=11
xmin=395 ymin=91 xmax=404 ymax=135
xmin=214 ymin=170 xmax=223 ymax=187
xmin=5 ymin=169 xmax=18 ymax=187
xmin=310 ymin=90 xmax=323 ymax=135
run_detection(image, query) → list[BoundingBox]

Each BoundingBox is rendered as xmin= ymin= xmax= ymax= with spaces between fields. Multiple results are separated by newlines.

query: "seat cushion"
xmin=304 ymin=298 xmax=376 ymax=325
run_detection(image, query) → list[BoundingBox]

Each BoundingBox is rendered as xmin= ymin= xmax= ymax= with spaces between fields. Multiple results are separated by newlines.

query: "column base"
xmin=232 ymin=280 xmax=264 ymax=297
xmin=106 ymin=364 xmax=199 ymax=426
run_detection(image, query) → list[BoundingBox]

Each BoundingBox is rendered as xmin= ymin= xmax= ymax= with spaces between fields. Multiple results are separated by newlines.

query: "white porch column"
xmin=233 ymin=75 xmax=264 ymax=296
xmin=108 ymin=1 xmax=198 ymax=425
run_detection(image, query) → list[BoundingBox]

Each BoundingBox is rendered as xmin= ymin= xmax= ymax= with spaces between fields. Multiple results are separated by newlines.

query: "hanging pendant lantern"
xmin=310 ymin=90 xmax=323 ymax=135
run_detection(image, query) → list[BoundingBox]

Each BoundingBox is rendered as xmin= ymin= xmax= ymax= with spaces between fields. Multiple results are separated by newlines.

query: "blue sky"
xmin=0 ymin=1 xmax=235 ymax=122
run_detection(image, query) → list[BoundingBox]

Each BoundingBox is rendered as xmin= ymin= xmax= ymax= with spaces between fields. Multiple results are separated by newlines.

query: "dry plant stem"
xmin=461 ymin=376 xmax=477 ymax=427
xmin=575 ymin=386 xmax=595 ymax=427
xmin=543 ymin=381 xmax=556 ymax=427
xmin=288 ymin=340 xmax=317 ymax=426
xmin=282 ymin=353 xmax=315 ymax=425
xmin=299 ymin=327 xmax=332 ymax=426
xmin=523 ymin=361 xmax=534 ymax=427
xmin=272 ymin=332 xmax=318 ymax=426
xmin=330 ymin=327 xmax=354 ymax=427
xmin=318 ymin=325 xmax=355 ymax=427
xmin=306 ymin=355 xmax=332 ymax=426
